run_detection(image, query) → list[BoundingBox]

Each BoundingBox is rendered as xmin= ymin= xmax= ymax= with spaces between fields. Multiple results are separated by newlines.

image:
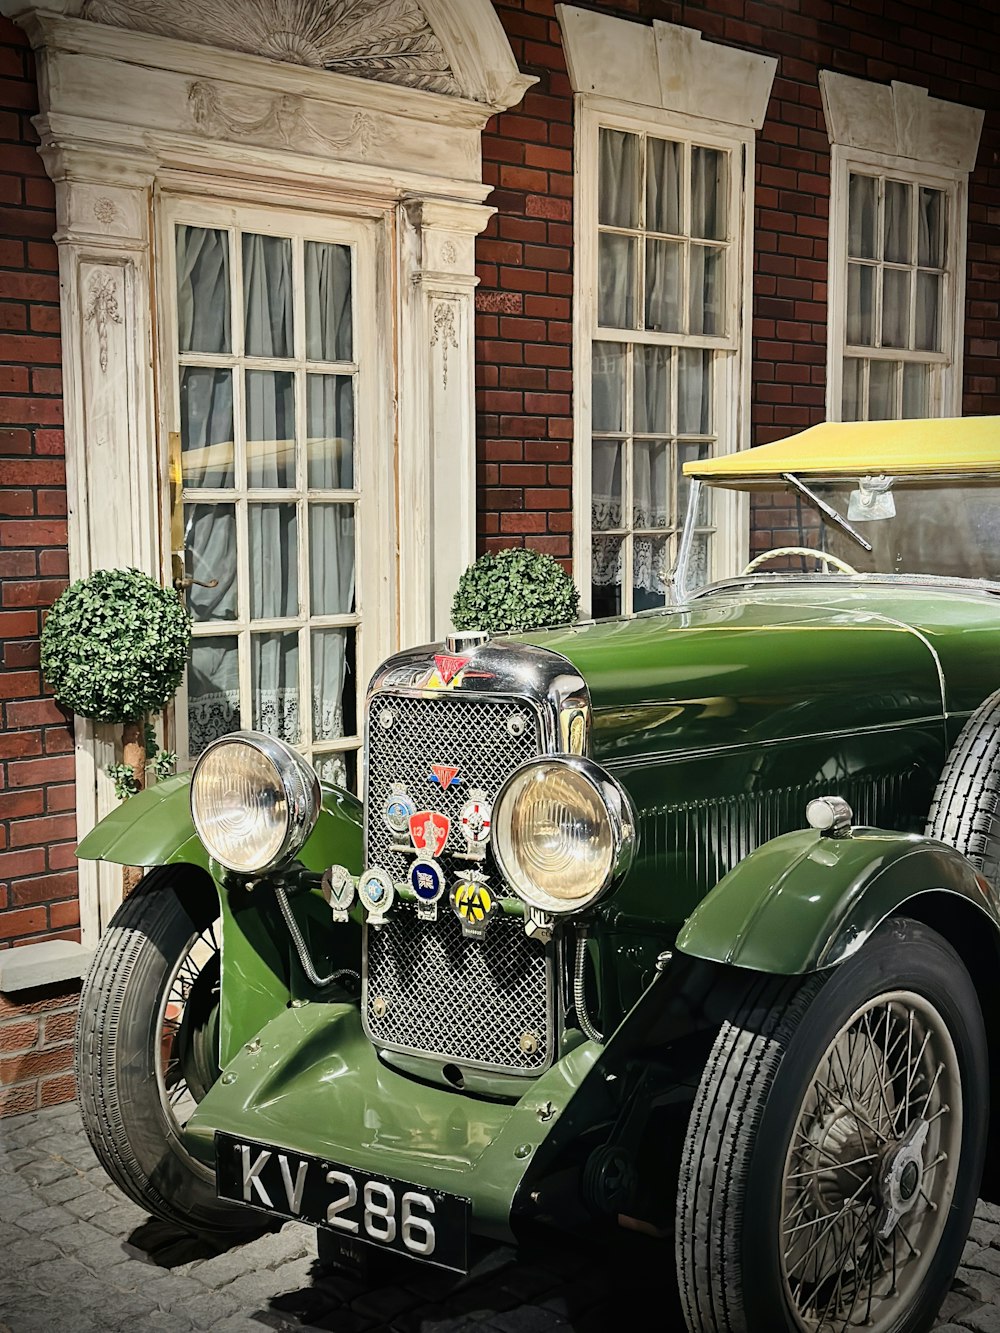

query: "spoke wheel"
xmin=780 ymin=991 xmax=961 ymax=1332
xmin=676 ymin=918 xmax=987 ymax=1333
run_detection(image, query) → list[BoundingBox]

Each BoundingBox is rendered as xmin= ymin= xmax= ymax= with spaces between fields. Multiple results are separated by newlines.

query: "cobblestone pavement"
xmin=2 ymin=1102 xmax=1000 ymax=1333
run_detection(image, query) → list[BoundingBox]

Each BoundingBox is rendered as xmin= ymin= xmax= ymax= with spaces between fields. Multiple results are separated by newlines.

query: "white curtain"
xmin=177 ymin=226 xmax=355 ymax=765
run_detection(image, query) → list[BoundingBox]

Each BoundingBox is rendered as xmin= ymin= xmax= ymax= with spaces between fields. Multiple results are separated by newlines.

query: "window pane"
xmin=677 ymin=348 xmax=712 ymax=435
xmin=902 ymin=363 xmax=930 ymax=418
xmin=592 ymin=342 xmax=626 ymax=432
xmin=313 ymin=628 xmax=354 ymax=741
xmin=918 ymin=187 xmax=946 ymax=268
xmin=868 ymin=360 xmax=897 ymax=420
xmin=842 ymin=358 xmax=863 ymax=421
xmin=252 ymin=631 xmax=299 ymax=745
xmin=883 ymin=180 xmax=911 ymax=264
xmin=591 ymin=535 xmax=622 ymax=616
xmin=246 ymin=370 xmax=295 ymax=488
xmin=691 ymin=147 xmax=727 ymax=241
xmin=592 ymin=440 xmax=623 ymax=530
xmin=646 ymin=137 xmax=682 ymax=235
xmin=243 ymin=233 xmax=293 ymax=358
xmin=677 ymin=442 xmax=711 ymax=528
xmin=881 ymin=269 xmax=910 ymax=349
xmin=598 ymin=233 xmax=637 ymax=328
xmin=634 ymin=534 xmax=669 ymax=611
xmin=599 ymin=129 xmax=639 ymax=228
xmin=188 ymin=635 xmax=239 ymax=756
xmin=848 ymin=175 xmax=877 ymax=259
xmin=249 ymin=503 xmax=298 ymax=618
xmin=915 ymin=272 xmax=941 ymax=352
xmin=645 ymin=238 xmax=682 ymax=332
xmin=176 ymin=226 xmax=231 ymax=354
xmin=634 ymin=441 xmax=669 ymax=528
xmin=634 ymin=345 xmax=671 ymax=434
xmin=307 ymin=374 xmax=354 ymax=489
xmin=316 ymin=749 xmax=357 ymax=790
xmin=310 ymin=503 xmax=356 ymax=616
xmin=184 ymin=503 xmax=237 ymax=622
xmin=305 ymin=242 xmax=352 ymax=362
xmin=180 ymin=367 xmax=234 ymax=488
xmin=690 ymin=245 xmax=724 ymax=335
xmin=846 ymin=264 xmax=874 ymax=345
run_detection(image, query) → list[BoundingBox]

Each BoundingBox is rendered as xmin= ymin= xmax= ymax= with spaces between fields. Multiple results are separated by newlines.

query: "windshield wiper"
xmin=780 ymin=472 xmax=873 ymax=553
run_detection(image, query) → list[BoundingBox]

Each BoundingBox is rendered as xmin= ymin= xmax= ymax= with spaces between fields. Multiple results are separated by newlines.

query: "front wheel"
xmin=676 ymin=918 xmax=987 ymax=1333
xmin=76 ymin=866 xmax=262 ymax=1235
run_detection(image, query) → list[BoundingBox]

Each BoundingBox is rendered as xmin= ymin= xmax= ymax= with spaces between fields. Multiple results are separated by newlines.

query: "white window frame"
xmin=573 ymin=97 xmax=755 ymax=616
xmin=158 ymin=195 xmax=392 ymax=785
xmin=820 ymin=71 xmax=984 ymax=423
xmin=827 ymin=147 xmax=967 ymax=420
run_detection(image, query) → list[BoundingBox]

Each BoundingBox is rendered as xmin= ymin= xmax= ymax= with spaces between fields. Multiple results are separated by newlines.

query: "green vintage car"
xmin=76 ymin=416 xmax=1000 ymax=1333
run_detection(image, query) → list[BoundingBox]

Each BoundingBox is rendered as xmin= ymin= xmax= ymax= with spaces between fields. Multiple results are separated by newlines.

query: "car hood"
xmin=519 ymin=584 xmax=997 ymax=765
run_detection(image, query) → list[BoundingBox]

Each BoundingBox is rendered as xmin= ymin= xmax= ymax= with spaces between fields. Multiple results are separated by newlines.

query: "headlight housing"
xmin=492 ymin=755 xmax=636 ymax=914
xmin=190 ymin=731 xmax=320 ymax=875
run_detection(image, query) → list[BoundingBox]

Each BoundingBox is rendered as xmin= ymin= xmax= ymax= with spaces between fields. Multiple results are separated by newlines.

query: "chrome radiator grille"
xmin=363 ymin=691 xmax=552 ymax=1074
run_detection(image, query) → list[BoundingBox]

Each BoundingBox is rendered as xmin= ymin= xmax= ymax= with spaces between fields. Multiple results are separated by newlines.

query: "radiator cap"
xmin=446 ymin=629 xmax=490 ymax=653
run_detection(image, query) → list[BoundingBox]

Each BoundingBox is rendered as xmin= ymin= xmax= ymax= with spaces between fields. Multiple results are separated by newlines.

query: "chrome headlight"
xmin=492 ymin=755 xmax=636 ymax=914
xmin=190 ymin=731 xmax=320 ymax=875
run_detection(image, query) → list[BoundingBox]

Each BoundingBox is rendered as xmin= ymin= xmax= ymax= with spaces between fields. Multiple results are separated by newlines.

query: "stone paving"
xmin=1 ymin=1101 xmax=1000 ymax=1332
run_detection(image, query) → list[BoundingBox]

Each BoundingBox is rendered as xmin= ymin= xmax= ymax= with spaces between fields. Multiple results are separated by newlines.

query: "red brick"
xmin=39 ymin=1071 xmax=76 ymax=1107
xmin=48 ymin=900 xmax=79 ymax=930
xmin=0 ymin=907 xmax=46 ymax=942
xmin=0 ymin=1082 xmax=37 ymax=1115
xmin=0 ymin=518 xmax=66 ymax=546
xmin=0 ymin=730 xmax=41 ymax=760
xmin=525 ymin=195 xmax=571 ymax=222
xmin=46 ymin=842 xmax=79 ymax=870
xmin=0 ymin=788 xmax=43 ymax=818
xmin=2 ymin=578 xmax=66 ymax=607
xmin=0 ymin=1019 xmax=38 ymax=1053
xmin=0 ymin=489 xmax=33 ymax=515
xmin=8 ymin=759 xmax=76 ymax=792
xmin=0 ymin=1043 xmax=72 ymax=1084
xmin=10 ymin=872 xmax=77 ymax=907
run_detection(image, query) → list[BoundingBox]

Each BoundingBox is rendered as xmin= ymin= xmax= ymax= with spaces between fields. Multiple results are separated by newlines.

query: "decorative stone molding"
xmin=557 ymin=3 xmax=775 ymax=129
xmin=430 ymin=300 xmax=458 ymax=388
xmin=820 ymin=72 xmax=984 ymax=172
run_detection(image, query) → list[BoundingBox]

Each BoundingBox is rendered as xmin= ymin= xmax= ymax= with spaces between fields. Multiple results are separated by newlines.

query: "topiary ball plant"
xmin=451 ymin=548 xmax=580 ymax=635
xmin=41 ymin=567 xmax=191 ymax=724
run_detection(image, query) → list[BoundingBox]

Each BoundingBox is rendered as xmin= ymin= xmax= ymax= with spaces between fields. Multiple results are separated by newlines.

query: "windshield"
xmin=679 ymin=473 xmax=1000 ymax=598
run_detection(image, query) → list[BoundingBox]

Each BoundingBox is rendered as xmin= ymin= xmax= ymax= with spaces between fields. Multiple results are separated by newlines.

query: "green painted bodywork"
xmin=675 ymin=826 xmax=1000 ymax=972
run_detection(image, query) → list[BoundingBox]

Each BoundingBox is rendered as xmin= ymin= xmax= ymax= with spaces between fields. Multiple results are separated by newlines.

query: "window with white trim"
xmin=581 ymin=111 xmax=749 ymax=617
xmin=821 ymin=73 xmax=983 ymax=424
xmin=833 ymin=160 xmax=961 ymax=420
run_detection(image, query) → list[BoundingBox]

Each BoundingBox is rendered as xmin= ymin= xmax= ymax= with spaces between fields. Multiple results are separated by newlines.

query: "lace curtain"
xmin=178 ymin=226 xmax=355 ymax=768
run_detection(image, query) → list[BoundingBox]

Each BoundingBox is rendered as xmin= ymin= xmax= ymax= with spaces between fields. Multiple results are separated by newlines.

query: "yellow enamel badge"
xmin=450 ymin=873 xmax=497 ymax=939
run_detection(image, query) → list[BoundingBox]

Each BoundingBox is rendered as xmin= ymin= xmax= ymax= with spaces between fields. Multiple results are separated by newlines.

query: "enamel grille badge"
xmin=322 ymin=864 xmax=356 ymax=923
xmin=383 ymin=783 xmax=416 ymax=837
xmin=458 ymin=789 xmax=491 ymax=861
xmin=450 ymin=870 xmax=498 ymax=939
xmin=409 ymin=810 xmax=450 ymax=859
xmin=409 ymin=858 xmax=445 ymax=921
xmin=358 ymin=867 xmax=395 ymax=929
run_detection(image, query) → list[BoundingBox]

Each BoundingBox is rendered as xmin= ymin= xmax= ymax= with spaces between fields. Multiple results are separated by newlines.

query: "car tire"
xmin=76 ymin=866 xmax=265 ymax=1236
xmin=926 ymin=688 xmax=1000 ymax=884
xmin=675 ymin=917 xmax=987 ymax=1333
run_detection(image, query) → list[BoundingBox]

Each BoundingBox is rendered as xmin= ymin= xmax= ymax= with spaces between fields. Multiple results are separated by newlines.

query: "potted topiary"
xmin=451 ymin=547 xmax=580 ymax=634
xmin=41 ymin=566 xmax=191 ymax=838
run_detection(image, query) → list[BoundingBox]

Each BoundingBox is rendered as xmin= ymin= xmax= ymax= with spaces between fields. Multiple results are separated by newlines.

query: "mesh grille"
xmin=365 ymin=902 xmax=551 ymax=1074
xmin=363 ymin=691 xmax=552 ymax=1074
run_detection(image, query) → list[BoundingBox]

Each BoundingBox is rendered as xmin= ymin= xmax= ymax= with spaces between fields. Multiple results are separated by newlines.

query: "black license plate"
xmin=215 ymin=1132 xmax=470 ymax=1272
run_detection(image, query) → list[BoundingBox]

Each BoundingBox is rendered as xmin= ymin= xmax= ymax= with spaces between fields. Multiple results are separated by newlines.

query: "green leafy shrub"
xmin=41 ymin=567 xmax=191 ymax=724
xmin=451 ymin=548 xmax=580 ymax=634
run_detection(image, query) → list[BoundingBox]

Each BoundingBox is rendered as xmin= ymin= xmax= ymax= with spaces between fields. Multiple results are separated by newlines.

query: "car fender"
xmin=75 ymin=771 xmax=364 ymax=876
xmin=673 ymin=826 xmax=1000 ymax=974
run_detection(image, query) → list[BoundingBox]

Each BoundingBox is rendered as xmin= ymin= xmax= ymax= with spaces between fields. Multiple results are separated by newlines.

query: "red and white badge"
xmin=459 ymin=790 xmax=492 ymax=847
xmin=409 ymin=810 xmax=451 ymax=859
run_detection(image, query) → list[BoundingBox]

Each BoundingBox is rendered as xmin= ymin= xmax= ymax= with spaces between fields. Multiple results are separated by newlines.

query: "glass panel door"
xmin=166 ymin=209 xmax=380 ymax=790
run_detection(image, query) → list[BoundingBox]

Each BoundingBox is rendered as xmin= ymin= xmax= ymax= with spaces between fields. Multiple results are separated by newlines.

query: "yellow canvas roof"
xmin=684 ymin=417 xmax=1000 ymax=482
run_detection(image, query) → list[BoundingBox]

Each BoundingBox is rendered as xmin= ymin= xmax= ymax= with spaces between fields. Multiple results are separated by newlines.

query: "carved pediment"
xmin=82 ymin=0 xmax=462 ymax=95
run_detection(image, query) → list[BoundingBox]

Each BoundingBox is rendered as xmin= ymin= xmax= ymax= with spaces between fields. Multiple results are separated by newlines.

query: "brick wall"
xmin=482 ymin=0 xmax=1000 ymax=556
xmin=0 ymin=16 xmax=78 ymax=956
xmin=0 ymin=981 xmax=80 ymax=1116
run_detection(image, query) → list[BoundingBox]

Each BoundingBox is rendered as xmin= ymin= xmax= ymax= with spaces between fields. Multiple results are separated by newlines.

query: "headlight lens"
xmin=492 ymin=756 xmax=635 ymax=914
xmin=190 ymin=731 xmax=320 ymax=874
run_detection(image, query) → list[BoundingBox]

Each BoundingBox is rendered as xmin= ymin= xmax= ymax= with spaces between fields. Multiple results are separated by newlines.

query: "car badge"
xmin=434 ymin=654 xmax=469 ymax=685
xmin=357 ymin=867 xmax=395 ymax=930
xmin=450 ymin=870 xmax=498 ymax=940
xmin=409 ymin=858 xmax=445 ymax=921
xmin=458 ymin=789 xmax=492 ymax=861
xmin=321 ymin=864 xmax=356 ymax=924
xmin=409 ymin=810 xmax=450 ymax=858
xmin=383 ymin=783 xmax=416 ymax=838
xmin=430 ymin=763 xmax=460 ymax=789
